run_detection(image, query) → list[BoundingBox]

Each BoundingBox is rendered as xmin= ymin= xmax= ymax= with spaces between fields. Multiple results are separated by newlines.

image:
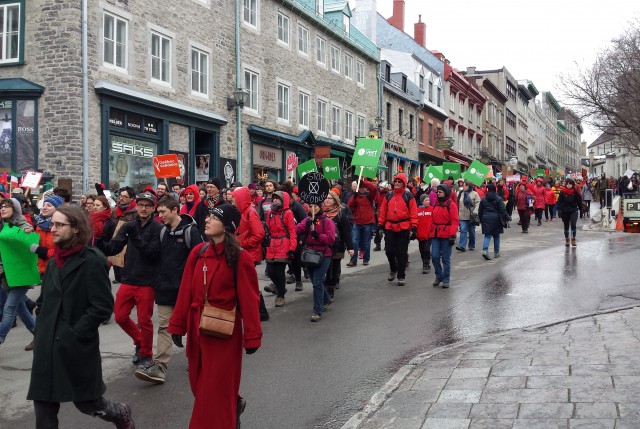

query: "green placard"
xmin=442 ymin=162 xmax=461 ymax=180
xmin=351 ymin=139 xmax=384 ymax=168
xmin=321 ymin=158 xmax=341 ymax=180
xmin=0 ymin=225 xmax=41 ymax=287
xmin=296 ymin=159 xmax=318 ymax=180
xmin=536 ymin=169 xmax=546 ymax=178
xmin=423 ymin=165 xmax=443 ymax=182
xmin=462 ymin=160 xmax=490 ymax=186
xmin=358 ymin=165 xmax=378 ymax=179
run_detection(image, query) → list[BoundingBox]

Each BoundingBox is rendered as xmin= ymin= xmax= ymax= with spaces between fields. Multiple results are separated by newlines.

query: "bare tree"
xmin=560 ymin=21 xmax=640 ymax=156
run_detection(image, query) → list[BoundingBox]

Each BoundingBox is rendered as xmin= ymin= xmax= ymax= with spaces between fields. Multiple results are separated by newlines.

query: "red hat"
xmin=331 ymin=187 xmax=341 ymax=196
xmin=293 ymin=186 xmax=299 ymax=194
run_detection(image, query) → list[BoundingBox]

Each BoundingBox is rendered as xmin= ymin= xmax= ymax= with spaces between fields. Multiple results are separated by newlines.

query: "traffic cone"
xmin=616 ymin=210 xmax=624 ymax=231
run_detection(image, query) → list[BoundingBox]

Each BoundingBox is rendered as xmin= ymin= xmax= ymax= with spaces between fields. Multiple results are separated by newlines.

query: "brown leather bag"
xmin=196 ymin=243 xmax=239 ymax=339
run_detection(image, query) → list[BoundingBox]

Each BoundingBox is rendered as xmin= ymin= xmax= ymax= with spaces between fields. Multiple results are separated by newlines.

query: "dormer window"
xmin=316 ymin=0 xmax=324 ymax=17
xmin=343 ymin=14 xmax=349 ymax=34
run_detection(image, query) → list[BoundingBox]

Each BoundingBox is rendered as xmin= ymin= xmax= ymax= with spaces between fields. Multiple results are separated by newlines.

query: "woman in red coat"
xmin=180 ymin=184 xmax=201 ymax=217
xmin=531 ymin=178 xmax=547 ymax=226
xmin=514 ymin=182 xmax=534 ymax=233
xmin=168 ymin=204 xmax=262 ymax=429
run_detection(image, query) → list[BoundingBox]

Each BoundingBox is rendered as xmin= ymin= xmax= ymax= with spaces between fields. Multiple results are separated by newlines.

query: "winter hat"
xmin=11 ymin=188 xmax=24 ymax=195
xmin=0 ymin=197 xmax=22 ymax=219
xmin=44 ymin=195 xmax=64 ymax=208
xmin=209 ymin=204 xmax=241 ymax=233
xmin=430 ymin=177 xmax=441 ymax=188
xmin=437 ymin=183 xmax=451 ymax=197
xmin=248 ymin=183 xmax=257 ymax=190
xmin=487 ymin=183 xmax=497 ymax=193
xmin=143 ymin=185 xmax=158 ymax=198
xmin=272 ymin=191 xmax=284 ymax=202
xmin=331 ymin=187 xmax=341 ymax=196
xmin=393 ymin=173 xmax=408 ymax=186
xmin=136 ymin=191 xmax=158 ymax=206
xmin=292 ymin=186 xmax=299 ymax=194
xmin=327 ymin=190 xmax=341 ymax=207
xmin=207 ymin=177 xmax=223 ymax=191
xmin=419 ymin=193 xmax=430 ymax=204
xmin=231 ymin=181 xmax=242 ymax=188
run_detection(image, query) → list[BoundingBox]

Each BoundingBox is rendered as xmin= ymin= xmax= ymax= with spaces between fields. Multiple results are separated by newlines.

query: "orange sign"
xmin=153 ymin=154 xmax=182 ymax=178
xmin=314 ymin=146 xmax=331 ymax=164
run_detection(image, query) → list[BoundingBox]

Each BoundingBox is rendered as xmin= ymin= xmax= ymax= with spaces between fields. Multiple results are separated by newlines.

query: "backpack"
xmin=262 ymin=209 xmax=289 ymax=249
xmin=160 ymin=223 xmax=198 ymax=249
xmin=385 ymin=190 xmax=413 ymax=209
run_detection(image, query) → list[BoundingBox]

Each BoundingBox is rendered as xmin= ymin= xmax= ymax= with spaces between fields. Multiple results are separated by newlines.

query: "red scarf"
xmin=53 ymin=244 xmax=85 ymax=268
xmin=89 ymin=209 xmax=112 ymax=238
xmin=115 ymin=200 xmax=136 ymax=218
xmin=562 ymin=187 xmax=575 ymax=195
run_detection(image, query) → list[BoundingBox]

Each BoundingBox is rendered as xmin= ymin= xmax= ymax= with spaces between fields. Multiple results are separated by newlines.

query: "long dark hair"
xmin=55 ymin=206 xmax=92 ymax=248
xmin=223 ymin=230 xmax=241 ymax=267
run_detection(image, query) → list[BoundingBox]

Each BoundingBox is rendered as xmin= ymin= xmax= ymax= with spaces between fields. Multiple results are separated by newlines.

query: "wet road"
xmin=6 ymin=224 xmax=640 ymax=428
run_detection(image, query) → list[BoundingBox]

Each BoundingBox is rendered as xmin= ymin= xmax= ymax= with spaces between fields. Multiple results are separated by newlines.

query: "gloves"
xmin=30 ymin=244 xmax=49 ymax=260
xmin=287 ymin=250 xmax=295 ymax=260
xmin=245 ymin=347 xmax=259 ymax=355
xmin=171 ymin=334 xmax=184 ymax=348
xmin=310 ymin=230 xmax=319 ymax=239
xmin=306 ymin=218 xmax=314 ymax=227
xmin=448 ymin=237 xmax=456 ymax=247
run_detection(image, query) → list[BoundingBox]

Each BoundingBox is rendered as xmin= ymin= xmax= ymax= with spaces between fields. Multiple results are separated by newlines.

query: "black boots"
xmin=259 ymin=293 xmax=269 ymax=321
xmin=422 ymin=261 xmax=431 ymax=274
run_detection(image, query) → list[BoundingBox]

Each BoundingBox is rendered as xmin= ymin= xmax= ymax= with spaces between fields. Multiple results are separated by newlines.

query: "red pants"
xmin=114 ymin=284 xmax=155 ymax=358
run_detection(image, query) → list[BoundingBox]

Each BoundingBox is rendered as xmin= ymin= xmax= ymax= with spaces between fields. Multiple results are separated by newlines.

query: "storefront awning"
xmin=386 ymin=152 xmax=420 ymax=165
xmin=247 ymin=125 xmax=316 ymax=147
xmin=330 ymin=149 xmax=346 ymax=158
xmin=0 ymin=78 xmax=44 ymax=97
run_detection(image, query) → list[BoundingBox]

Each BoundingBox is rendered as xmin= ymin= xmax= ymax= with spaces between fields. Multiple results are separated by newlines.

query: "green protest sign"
xmin=0 ymin=225 xmax=40 ymax=287
xmin=536 ymin=169 xmax=546 ymax=178
xmin=359 ymin=165 xmax=378 ymax=179
xmin=321 ymin=158 xmax=341 ymax=180
xmin=423 ymin=165 xmax=443 ymax=182
xmin=462 ymin=160 xmax=490 ymax=186
xmin=296 ymin=159 xmax=317 ymax=180
xmin=351 ymin=139 xmax=384 ymax=168
xmin=442 ymin=162 xmax=461 ymax=180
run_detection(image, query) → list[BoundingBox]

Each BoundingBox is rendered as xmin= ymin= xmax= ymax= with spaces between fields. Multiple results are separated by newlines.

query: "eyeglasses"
xmin=137 ymin=204 xmax=154 ymax=209
xmin=0 ymin=204 xmax=12 ymax=209
xmin=393 ymin=180 xmax=403 ymax=183
xmin=51 ymin=222 xmax=70 ymax=229
xmin=120 ymin=195 xmax=131 ymax=200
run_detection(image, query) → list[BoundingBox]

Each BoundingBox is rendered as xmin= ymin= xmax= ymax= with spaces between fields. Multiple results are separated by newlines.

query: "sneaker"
xmin=455 ymin=246 xmax=466 ymax=252
xmin=373 ymin=245 xmax=381 ymax=252
xmin=263 ymin=283 xmax=276 ymax=294
xmin=24 ymin=340 xmax=34 ymax=351
xmin=295 ymin=282 xmax=303 ymax=291
xmin=134 ymin=362 xmax=166 ymax=384
xmin=363 ymin=260 xmax=369 ymax=266
xmin=114 ymin=403 xmax=135 ymax=429
xmin=397 ymin=278 xmax=405 ymax=286
xmin=346 ymin=261 xmax=357 ymax=267
xmin=494 ymin=252 xmax=501 ymax=258
xmin=286 ymin=275 xmax=296 ymax=284
xmin=432 ymin=278 xmax=442 ymax=287
xmin=482 ymin=250 xmax=491 ymax=260
xmin=137 ymin=356 xmax=153 ymax=370
xmin=274 ymin=297 xmax=285 ymax=307
xmin=132 ymin=346 xmax=141 ymax=365
xmin=468 ymin=248 xmax=475 ymax=251
xmin=441 ymin=282 xmax=450 ymax=289
xmin=422 ymin=263 xmax=431 ymax=274
xmin=387 ymin=271 xmax=397 ymax=281
xmin=310 ymin=313 xmax=321 ymax=322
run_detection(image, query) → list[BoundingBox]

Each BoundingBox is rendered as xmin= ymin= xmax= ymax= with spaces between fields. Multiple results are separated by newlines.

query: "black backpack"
xmin=386 ymin=190 xmax=413 ymax=209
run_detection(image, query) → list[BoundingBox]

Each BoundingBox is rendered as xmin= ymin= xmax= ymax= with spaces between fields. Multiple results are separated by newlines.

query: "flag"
xmin=0 ymin=173 xmax=6 ymax=185
xmin=10 ymin=172 xmax=19 ymax=188
xmin=462 ymin=160 xmax=490 ymax=187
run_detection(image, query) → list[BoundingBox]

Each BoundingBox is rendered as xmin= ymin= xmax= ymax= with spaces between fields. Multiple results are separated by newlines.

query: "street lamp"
xmin=227 ymin=88 xmax=249 ymax=110
xmin=374 ymin=116 xmax=384 ymax=137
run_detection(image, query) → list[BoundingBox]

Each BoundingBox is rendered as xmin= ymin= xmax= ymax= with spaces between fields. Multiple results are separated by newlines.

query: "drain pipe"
xmin=81 ymin=0 xmax=89 ymax=193
xmin=235 ymin=0 xmax=243 ymax=183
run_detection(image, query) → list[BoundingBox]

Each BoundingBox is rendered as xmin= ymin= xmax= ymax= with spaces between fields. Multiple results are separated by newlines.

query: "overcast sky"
xmin=361 ymin=0 xmax=640 ymax=144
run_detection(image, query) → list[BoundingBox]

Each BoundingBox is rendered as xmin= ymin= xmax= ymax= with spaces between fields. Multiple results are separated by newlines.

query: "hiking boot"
xmin=494 ymin=252 xmax=501 ymax=258
xmin=441 ymin=282 xmax=450 ymax=289
xmin=134 ymin=362 xmax=166 ymax=384
xmin=387 ymin=271 xmax=397 ymax=281
xmin=373 ymin=245 xmax=381 ymax=252
xmin=137 ymin=356 xmax=153 ymax=370
xmin=432 ymin=278 xmax=442 ymax=287
xmin=363 ymin=260 xmax=369 ymax=266
xmin=422 ymin=262 xmax=431 ymax=274
xmin=114 ymin=403 xmax=135 ymax=429
xmin=397 ymin=278 xmax=405 ymax=286
xmin=274 ymin=297 xmax=285 ymax=307
xmin=263 ymin=283 xmax=276 ymax=294
xmin=346 ymin=261 xmax=357 ymax=267
xmin=310 ymin=313 xmax=321 ymax=322
xmin=565 ymin=238 xmax=570 ymax=246
xmin=571 ymin=238 xmax=577 ymax=246
xmin=482 ymin=250 xmax=491 ymax=260
xmin=286 ymin=275 xmax=296 ymax=284
xmin=295 ymin=282 xmax=303 ymax=291
xmin=131 ymin=346 xmax=141 ymax=365
xmin=237 ymin=397 xmax=247 ymax=429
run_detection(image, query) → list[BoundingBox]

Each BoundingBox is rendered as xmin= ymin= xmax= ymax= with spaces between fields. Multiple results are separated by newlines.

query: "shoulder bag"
xmin=198 ymin=243 xmax=239 ymax=339
xmin=300 ymin=218 xmax=324 ymax=268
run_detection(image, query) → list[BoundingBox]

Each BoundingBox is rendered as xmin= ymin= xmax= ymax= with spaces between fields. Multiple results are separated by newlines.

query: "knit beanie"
xmin=420 ymin=193 xmax=430 ymax=204
xmin=44 ymin=195 xmax=64 ymax=208
xmin=209 ymin=204 xmax=241 ymax=233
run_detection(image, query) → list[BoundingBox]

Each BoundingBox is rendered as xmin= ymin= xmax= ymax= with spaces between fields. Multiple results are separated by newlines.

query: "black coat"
xmin=557 ymin=190 xmax=582 ymax=215
xmin=478 ymin=192 xmax=508 ymax=236
xmin=28 ymin=247 xmax=113 ymax=402
xmin=330 ymin=208 xmax=354 ymax=258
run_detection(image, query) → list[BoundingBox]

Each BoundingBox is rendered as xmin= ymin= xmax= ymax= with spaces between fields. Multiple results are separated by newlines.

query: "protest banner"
xmin=298 ymin=171 xmax=330 ymax=206
xmin=442 ymin=162 xmax=461 ymax=181
xmin=462 ymin=160 xmax=490 ymax=186
xmin=297 ymin=159 xmax=317 ymax=180
xmin=0 ymin=226 xmax=40 ymax=286
xmin=423 ymin=165 xmax=443 ymax=182
xmin=321 ymin=158 xmax=341 ymax=181
xmin=153 ymin=154 xmax=182 ymax=178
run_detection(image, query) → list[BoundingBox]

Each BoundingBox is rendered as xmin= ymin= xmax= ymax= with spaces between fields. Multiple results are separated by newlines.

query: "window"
xmin=342 ymin=14 xmax=350 ymax=34
xmin=316 ymin=0 xmax=324 ymax=16
xmin=468 ymin=104 xmax=473 ymax=123
xmin=277 ymin=13 xmax=289 ymax=45
xmin=277 ymin=82 xmax=290 ymax=122
xmin=437 ymin=86 xmax=442 ymax=107
xmin=316 ymin=36 xmax=326 ymax=65
xmin=398 ymin=109 xmax=403 ymax=135
xmin=419 ymin=75 xmax=424 ymax=90
xmin=103 ymin=12 xmax=127 ymax=70
xmin=317 ymin=99 xmax=327 ymax=133
xmin=0 ymin=99 xmax=39 ymax=171
xmin=506 ymin=81 xmax=517 ymax=102
xmin=506 ymin=136 xmax=516 ymax=154
xmin=356 ymin=61 xmax=364 ymax=85
xmin=409 ymin=114 xmax=414 ymax=139
xmin=344 ymin=54 xmax=353 ymax=79
xmin=344 ymin=110 xmax=353 ymax=140
xmin=401 ymin=76 xmax=407 ymax=92
xmin=428 ymin=123 xmax=433 ymax=147
xmin=243 ymin=0 xmax=257 ymax=27
xmin=151 ymin=32 xmax=171 ymax=83
xmin=0 ymin=2 xmax=21 ymax=64
xmin=332 ymin=105 xmax=341 ymax=137
xmin=357 ymin=115 xmax=365 ymax=137
xmin=384 ymin=64 xmax=391 ymax=82
xmin=298 ymin=91 xmax=309 ymax=127
xmin=330 ymin=45 xmax=340 ymax=72
xmin=386 ymin=102 xmax=391 ymax=130
xmin=450 ymin=93 xmax=455 ymax=112
xmin=244 ymin=69 xmax=259 ymax=111
xmin=297 ymin=24 xmax=308 ymax=54
xmin=190 ymin=48 xmax=208 ymax=95
xmin=459 ymin=97 xmax=464 ymax=118
xmin=428 ymin=80 xmax=433 ymax=102
xmin=506 ymin=109 xmax=516 ymax=128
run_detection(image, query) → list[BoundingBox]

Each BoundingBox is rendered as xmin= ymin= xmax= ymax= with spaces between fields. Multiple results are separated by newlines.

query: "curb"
xmin=340 ymin=303 xmax=640 ymax=429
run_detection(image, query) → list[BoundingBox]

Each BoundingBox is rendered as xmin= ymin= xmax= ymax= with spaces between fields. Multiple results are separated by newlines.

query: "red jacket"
xmin=264 ymin=192 xmax=297 ymax=261
xmin=378 ymin=188 xmax=419 ymax=232
xmin=515 ymin=188 xmax=534 ymax=211
xmin=545 ymin=188 xmax=556 ymax=205
xmin=428 ymin=199 xmax=459 ymax=239
xmin=295 ymin=213 xmax=336 ymax=257
xmin=416 ymin=205 xmax=433 ymax=241
xmin=180 ymin=184 xmax=202 ymax=216
xmin=347 ymin=179 xmax=377 ymax=225
xmin=232 ymin=187 xmax=264 ymax=263
xmin=532 ymin=184 xmax=547 ymax=209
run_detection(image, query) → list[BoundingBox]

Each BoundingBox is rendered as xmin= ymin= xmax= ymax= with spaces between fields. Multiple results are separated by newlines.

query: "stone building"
xmin=558 ymin=107 xmax=583 ymax=176
xmin=541 ymin=91 xmax=561 ymax=176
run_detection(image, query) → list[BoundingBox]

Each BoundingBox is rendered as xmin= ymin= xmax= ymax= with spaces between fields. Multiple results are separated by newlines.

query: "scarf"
xmin=116 ymin=200 xmax=136 ymax=218
xmin=53 ymin=244 xmax=84 ymax=268
xmin=562 ymin=187 xmax=575 ymax=195
xmin=323 ymin=204 xmax=341 ymax=219
xmin=90 ymin=209 xmax=112 ymax=238
xmin=206 ymin=195 xmax=220 ymax=210
xmin=35 ymin=214 xmax=52 ymax=232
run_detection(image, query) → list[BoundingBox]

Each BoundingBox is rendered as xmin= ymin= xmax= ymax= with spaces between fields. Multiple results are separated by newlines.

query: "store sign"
xmin=111 ymin=140 xmax=154 ymax=158
xmin=253 ymin=144 xmax=282 ymax=169
xmin=109 ymin=108 xmax=159 ymax=136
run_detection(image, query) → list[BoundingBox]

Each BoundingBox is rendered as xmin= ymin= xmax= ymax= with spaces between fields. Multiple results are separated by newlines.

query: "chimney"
xmin=414 ymin=15 xmax=426 ymax=48
xmin=387 ymin=0 xmax=405 ymax=32
xmin=466 ymin=66 xmax=476 ymax=75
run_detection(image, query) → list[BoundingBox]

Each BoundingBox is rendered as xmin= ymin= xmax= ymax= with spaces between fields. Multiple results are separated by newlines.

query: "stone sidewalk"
xmin=343 ymin=306 xmax=640 ymax=429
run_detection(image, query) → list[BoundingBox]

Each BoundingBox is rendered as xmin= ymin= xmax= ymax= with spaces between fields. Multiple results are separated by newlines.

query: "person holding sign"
xmin=377 ymin=173 xmax=418 ymax=286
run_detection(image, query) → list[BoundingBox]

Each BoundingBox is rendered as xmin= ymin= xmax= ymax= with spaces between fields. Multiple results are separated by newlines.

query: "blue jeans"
xmin=482 ymin=234 xmax=501 ymax=253
xmin=0 ymin=287 xmax=35 ymax=343
xmin=459 ymin=220 xmax=476 ymax=249
xmin=351 ymin=223 xmax=373 ymax=263
xmin=307 ymin=256 xmax=332 ymax=315
xmin=431 ymin=238 xmax=452 ymax=283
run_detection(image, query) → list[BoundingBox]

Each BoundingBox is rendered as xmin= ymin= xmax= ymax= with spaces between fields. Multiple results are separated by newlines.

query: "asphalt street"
xmin=2 ymin=211 xmax=639 ymax=428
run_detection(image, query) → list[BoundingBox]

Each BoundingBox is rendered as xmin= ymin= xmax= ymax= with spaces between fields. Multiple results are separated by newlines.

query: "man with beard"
xmin=193 ymin=178 xmax=228 ymax=237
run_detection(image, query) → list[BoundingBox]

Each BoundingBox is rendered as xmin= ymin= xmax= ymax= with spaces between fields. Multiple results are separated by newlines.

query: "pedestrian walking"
xmin=557 ymin=178 xmax=582 ymax=247
xmin=168 ymin=204 xmax=262 ymax=429
xmin=429 ymin=184 xmax=459 ymax=288
xmin=323 ymin=190 xmax=353 ymax=299
xmin=581 ymin=180 xmax=593 ymax=218
xmin=377 ymin=173 xmax=418 ymax=286
xmin=346 ymin=178 xmax=376 ymax=267
xmin=296 ymin=203 xmax=336 ymax=321
xmin=532 ymin=178 xmax=547 ymax=226
xmin=112 ymin=187 xmax=137 ymax=284
xmin=89 ymin=195 xmax=116 ymax=244
xmin=28 ymin=206 xmax=135 ymax=429
xmin=455 ymin=180 xmax=480 ymax=252
xmin=478 ymin=184 xmax=509 ymax=260
xmin=416 ymin=194 xmax=433 ymax=274
xmin=372 ymin=181 xmax=389 ymax=252
xmin=514 ymin=182 xmax=534 ymax=233
xmin=544 ymin=183 xmax=556 ymax=221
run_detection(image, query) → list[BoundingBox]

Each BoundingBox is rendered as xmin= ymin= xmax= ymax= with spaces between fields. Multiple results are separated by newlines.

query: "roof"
xmin=588 ymin=131 xmax=616 ymax=148
xmin=324 ymin=0 xmax=350 ymax=14
xmin=0 ymin=78 xmax=45 ymax=97
xmin=247 ymin=125 xmax=317 ymax=147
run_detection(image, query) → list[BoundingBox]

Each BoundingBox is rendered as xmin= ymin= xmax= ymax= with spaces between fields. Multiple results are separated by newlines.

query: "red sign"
xmin=153 ymin=154 xmax=182 ymax=178
xmin=286 ymin=153 xmax=298 ymax=172
xmin=314 ymin=146 xmax=331 ymax=164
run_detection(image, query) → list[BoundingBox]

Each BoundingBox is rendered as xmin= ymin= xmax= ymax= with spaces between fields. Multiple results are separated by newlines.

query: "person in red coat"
xmin=377 ymin=173 xmax=418 ymax=286
xmin=168 ymin=204 xmax=262 ymax=429
xmin=416 ymin=194 xmax=433 ymax=274
xmin=428 ymin=184 xmax=459 ymax=288
xmin=532 ymin=178 xmax=547 ymax=226
xmin=346 ymin=178 xmax=376 ymax=267
xmin=544 ymin=183 xmax=557 ymax=222
xmin=514 ymin=182 xmax=534 ymax=233
xmin=180 ymin=184 xmax=201 ymax=217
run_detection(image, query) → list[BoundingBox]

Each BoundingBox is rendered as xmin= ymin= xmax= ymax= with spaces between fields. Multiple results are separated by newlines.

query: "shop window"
xmin=103 ymin=11 xmax=127 ymax=71
xmin=0 ymin=98 xmax=37 ymax=172
xmin=0 ymin=1 xmax=22 ymax=65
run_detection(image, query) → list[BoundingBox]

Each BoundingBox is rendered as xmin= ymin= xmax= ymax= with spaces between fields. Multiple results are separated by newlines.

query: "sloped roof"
xmin=588 ymin=131 xmax=615 ymax=148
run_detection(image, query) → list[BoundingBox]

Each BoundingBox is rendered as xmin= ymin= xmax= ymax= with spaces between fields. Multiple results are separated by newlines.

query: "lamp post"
xmin=227 ymin=88 xmax=248 ymax=182
xmin=374 ymin=116 xmax=384 ymax=139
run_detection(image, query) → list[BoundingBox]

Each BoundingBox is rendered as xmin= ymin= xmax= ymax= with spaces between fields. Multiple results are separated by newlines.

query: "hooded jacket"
xmin=428 ymin=184 xmax=459 ymax=239
xmin=377 ymin=173 xmax=418 ymax=232
xmin=0 ymin=198 xmax=33 ymax=280
xmin=180 ymin=184 xmax=202 ymax=217
xmin=232 ymin=187 xmax=265 ymax=263
xmin=347 ymin=179 xmax=377 ymax=225
xmin=264 ymin=192 xmax=297 ymax=261
xmin=532 ymin=182 xmax=547 ymax=209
